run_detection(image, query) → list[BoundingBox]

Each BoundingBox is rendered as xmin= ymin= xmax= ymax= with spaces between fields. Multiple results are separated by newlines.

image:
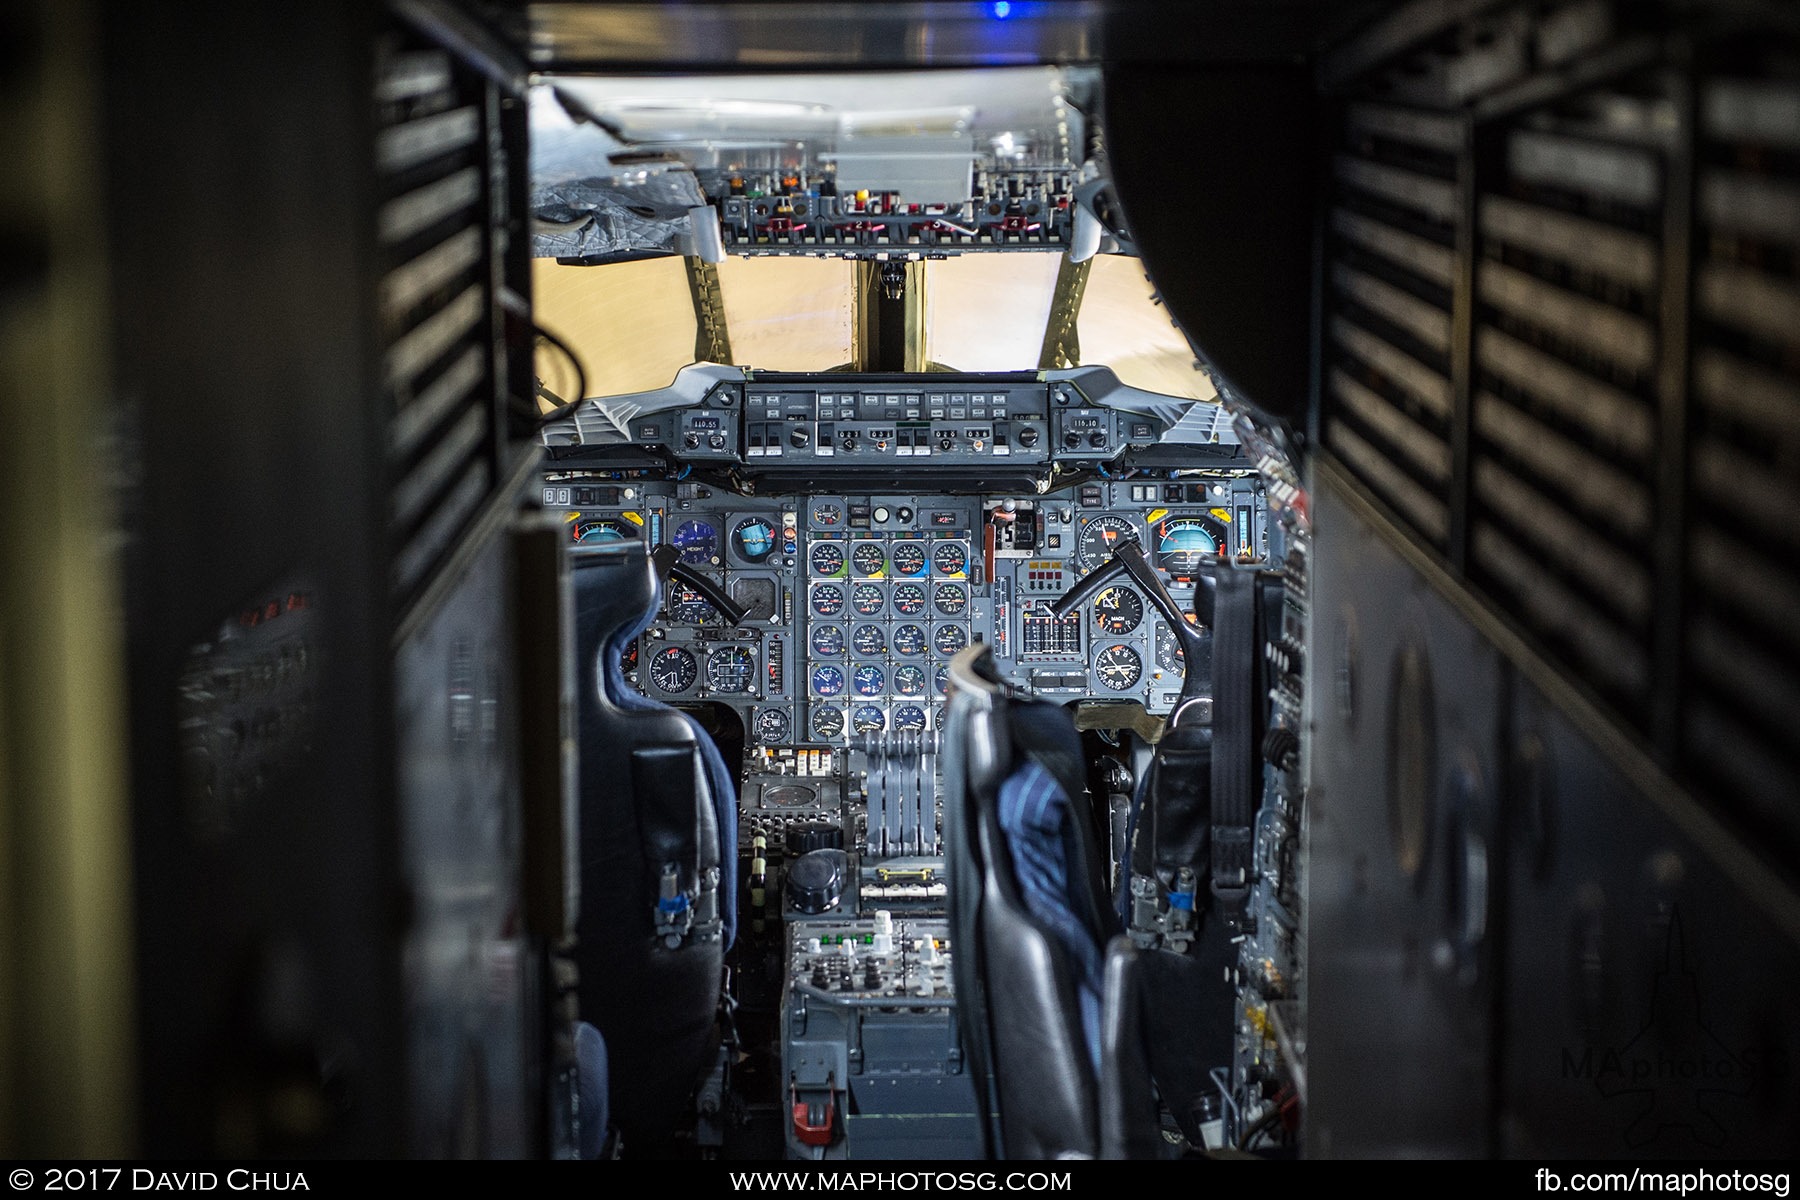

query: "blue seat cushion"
xmin=997 ymin=758 xmax=1105 ymax=1066
xmin=575 ymin=1020 xmax=610 ymax=1159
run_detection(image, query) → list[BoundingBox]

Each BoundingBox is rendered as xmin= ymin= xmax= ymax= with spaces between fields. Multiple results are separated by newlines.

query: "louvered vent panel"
xmin=1685 ymin=48 xmax=1800 ymax=837
xmin=1322 ymin=101 xmax=1461 ymax=550
xmin=376 ymin=25 xmax=497 ymax=601
xmin=1467 ymin=78 xmax=1671 ymax=730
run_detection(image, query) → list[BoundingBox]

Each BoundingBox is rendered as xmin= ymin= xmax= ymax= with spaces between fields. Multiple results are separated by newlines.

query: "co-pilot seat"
xmin=570 ymin=540 xmax=738 ymax=1157
xmin=941 ymin=645 xmax=1161 ymax=1159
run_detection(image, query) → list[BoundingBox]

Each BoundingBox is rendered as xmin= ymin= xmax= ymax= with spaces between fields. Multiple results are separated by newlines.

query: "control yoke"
xmin=651 ymin=544 xmax=751 ymax=625
xmin=1048 ymin=537 xmax=1214 ymax=725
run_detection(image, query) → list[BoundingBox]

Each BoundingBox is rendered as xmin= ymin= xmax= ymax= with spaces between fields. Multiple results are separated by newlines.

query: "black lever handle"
xmin=651 ymin=544 xmax=751 ymax=625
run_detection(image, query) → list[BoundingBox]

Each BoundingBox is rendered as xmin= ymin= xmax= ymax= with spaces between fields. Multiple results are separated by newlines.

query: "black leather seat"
xmin=570 ymin=541 xmax=736 ymax=1157
xmin=941 ymin=645 xmax=1160 ymax=1159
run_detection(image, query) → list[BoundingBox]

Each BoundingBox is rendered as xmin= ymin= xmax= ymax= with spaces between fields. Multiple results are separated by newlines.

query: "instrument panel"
xmin=542 ymin=472 xmax=1269 ymax=745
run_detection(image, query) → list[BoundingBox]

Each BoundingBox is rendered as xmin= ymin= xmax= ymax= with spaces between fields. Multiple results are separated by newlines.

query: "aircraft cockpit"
xmin=511 ymin=65 xmax=1307 ymax=1159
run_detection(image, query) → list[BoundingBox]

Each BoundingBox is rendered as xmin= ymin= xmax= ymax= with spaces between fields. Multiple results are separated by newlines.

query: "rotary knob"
xmin=1017 ymin=426 xmax=1041 ymax=448
xmin=786 ymin=848 xmax=847 ymax=915
xmin=790 ymin=426 xmax=812 ymax=448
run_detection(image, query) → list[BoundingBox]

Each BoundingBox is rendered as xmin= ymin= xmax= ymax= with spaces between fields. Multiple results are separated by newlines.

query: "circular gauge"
xmin=1076 ymin=515 xmax=1137 ymax=570
xmin=934 ymin=664 xmax=951 ymax=695
xmin=573 ymin=517 xmax=637 ymax=545
xmin=892 ymin=624 xmax=926 ymax=656
xmin=852 ymin=705 xmax=886 ymax=734
xmin=812 ymin=501 xmax=844 ymax=527
xmin=811 ymin=625 xmax=844 ymax=656
xmin=893 ymin=664 xmax=928 ymax=696
xmin=933 ymin=625 xmax=968 ymax=655
xmin=1155 ymin=516 xmax=1221 ymax=580
xmin=666 ymin=582 xmax=717 ymax=625
xmin=755 ymin=707 xmax=791 ymax=744
xmin=810 ymin=706 xmax=845 ymax=740
xmin=933 ymin=700 xmax=947 ymax=728
xmin=852 ymin=625 xmax=886 ymax=656
xmin=889 ymin=542 xmax=927 ymax=577
xmin=810 ymin=583 xmax=845 ymax=617
xmin=1095 ymin=644 xmax=1144 ymax=691
xmin=732 ymin=516 xmax=778 ymax=562
xmin=1094 ymin=586 xmax=1145 ymax=635
xmin=620 ymin=639 xmax=639 ymax=675
xmin=1155 ymin=624 xmax=1187 ymax=673
xmin=851 ymin=583 xmax=885 ymax=616
xmin=811 ymin=664 xmax=846 ymax=697
xmin=892 ymin=582 xmax=927 ymax=616
xmin=706 ymin=645 xmax=755 ymax=693
xmin=852 ymin=664 xmax=885 ymax=696
xmin=647 ymin=645 xmax=698 ymax=692
xmin=934 ymin=582 xmax=968 ymax=616
xmin=931 ymin=542 xmax=969 ymax=577
xmin=851 ymin=543 xmax=886 ymax=576
xmin=893 ymin=704 xmax=927 ymax=731
xmin=810 ymin=541 xmax=847 ymax=576
xmin=673 ymin=519 xmax=719 ymax=565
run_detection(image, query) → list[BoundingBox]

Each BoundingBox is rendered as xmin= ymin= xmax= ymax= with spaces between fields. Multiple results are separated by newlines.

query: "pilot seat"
xmin=570 ymin=540 xmax=738 ymax=1157
xmin=941 ymin=645 xmax=1161 ymax=1158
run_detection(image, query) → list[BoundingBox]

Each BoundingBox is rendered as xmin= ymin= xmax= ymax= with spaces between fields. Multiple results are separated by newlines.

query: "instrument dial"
xmin=810 ymin=706 xmax=845 ymax=740
xmin=812 ymin=502 xmax=844 ymax=527
xmin=850 ymin=582 xmax=884 ymax=616
xmin=889 ymin=542 xmax=927 ymax=577
xmin=573 ymin=517 xmax=637 ymax=545
xmin=1155 ymin=624 xmax=1187 ymax=673
xmin=933 ymin=582 xmax=968 ymax=616
xmin=647 ymin=645 xmax=698 ymax=692
xmin=893 ymin=664 xmax=928 ymax=696
xmin=1093 ymin=586 xmax=1144 ymax=635
xmin=706 ymin=645 xmax=755 ymax=693
xmin=1075 ymin=515 xmax=1136 ymax=570
xmin=1155 ymin=516 xmax=1222 ymax=581
xmin=931 ymin=541 xmax=969 ymax=577
xmin=851 ymin=543 xmax=886 ymax=576
xmin=892 ymin=624 xmax=926 ymax=656
xmin=810 ymin=541 xmax=847 ymax=576
xmin=893 ymin=704 xmax=927 ymax=731
xmin=811 ymin=625 xmax=844 ymax=656
xmin=933 ymin=625 xmax=968 ymax=655
xmin=732 ymin=516 xmax=778 ymax=562
xmin=852 ymin=705 xmax=886 ymax=734
xmin=1095 ymin=644 xmax=1144 ymax=691
xmin=852 ymin=664 xmax=885 ymax=696
xmin=811 ymin=664 xmax=846 ymax=697
xmin=672 ymin=519 xmax=719 ymax=565
xmin=934 ymin=664 xmax=951 ymax=695
xmin=810 ymin=583 xmax=845 ymax=617
xmin=852 ymin=625 xmax=886 ymax=656
xmin=892 ymin=583 xmax=927 ymax=616
xmin=666 ymin=581 xmax=718 ymax=625
xmin=755 ymin=707 xmax=791 ymax=744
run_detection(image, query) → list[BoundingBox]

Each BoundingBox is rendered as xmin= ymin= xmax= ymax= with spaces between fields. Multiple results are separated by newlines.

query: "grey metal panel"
xmin=394 ymin=524 xmax=539 ymax=1157
xmin=1500 ymin=680 xmax=1800 ymax=1158
xmin=1305 ymin=467 xmax=1500 ymax=1157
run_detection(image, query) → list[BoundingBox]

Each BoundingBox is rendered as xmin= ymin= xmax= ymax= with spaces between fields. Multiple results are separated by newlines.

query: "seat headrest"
xmin=570 ymin=539 xmax=660 ymax=628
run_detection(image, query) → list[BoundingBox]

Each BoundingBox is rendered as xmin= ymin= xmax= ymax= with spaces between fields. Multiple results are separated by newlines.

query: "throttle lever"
xmin=651 ymin=544 xmax=751 ymax=625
